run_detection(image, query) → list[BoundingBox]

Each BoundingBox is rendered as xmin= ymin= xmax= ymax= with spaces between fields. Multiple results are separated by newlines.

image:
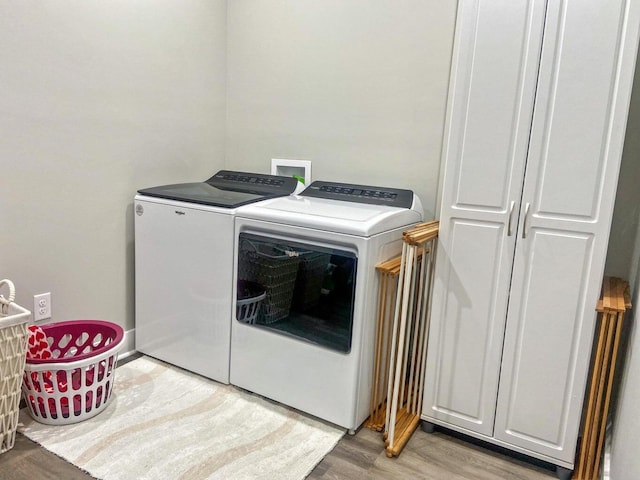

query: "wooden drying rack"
xmin=573 ymin=276 xmax=631 ymax=480
xmin=366 ymin=220 xmax=439 ymax=457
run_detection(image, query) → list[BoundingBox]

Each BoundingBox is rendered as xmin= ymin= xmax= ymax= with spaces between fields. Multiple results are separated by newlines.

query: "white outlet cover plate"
xmin=33 ymin=292 xmax=51 ymax=321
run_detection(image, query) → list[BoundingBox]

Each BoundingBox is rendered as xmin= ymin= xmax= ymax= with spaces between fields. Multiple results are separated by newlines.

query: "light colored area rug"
xmin=18 ymin=356 xmax=345 ymax=480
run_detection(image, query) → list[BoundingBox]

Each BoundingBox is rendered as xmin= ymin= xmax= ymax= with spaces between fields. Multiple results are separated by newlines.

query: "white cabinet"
xmin=422 ymin=0 xmax=640 ymax=472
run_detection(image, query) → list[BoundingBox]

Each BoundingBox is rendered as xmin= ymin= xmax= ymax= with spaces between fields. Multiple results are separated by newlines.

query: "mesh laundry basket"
xmin=22 ymin=320 xmax=124 ymax=426
xmin=0 ymin=302 xmax=30 ymax=454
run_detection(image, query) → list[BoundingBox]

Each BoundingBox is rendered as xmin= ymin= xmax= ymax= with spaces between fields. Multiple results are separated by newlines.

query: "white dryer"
xmin=134 ymin=171 xmax=296 ymax=383
xmin=231 ymin=181 xmax=423 ymax=430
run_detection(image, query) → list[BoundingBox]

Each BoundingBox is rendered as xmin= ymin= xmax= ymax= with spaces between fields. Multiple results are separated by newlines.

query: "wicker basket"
xmin=0 ymin=303 xmax=30 ymax=454
xmin=22 ymin=320 xmax=124 ymax=426
xmin=239 ymin=241 xmax=301 ymax=324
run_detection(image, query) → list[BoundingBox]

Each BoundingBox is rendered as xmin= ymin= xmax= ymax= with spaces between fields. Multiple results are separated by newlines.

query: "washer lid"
xmin=236 ymin=195 xmax=422 ymax=236
xmin=137 ymin=170 xmax=298 ymax=208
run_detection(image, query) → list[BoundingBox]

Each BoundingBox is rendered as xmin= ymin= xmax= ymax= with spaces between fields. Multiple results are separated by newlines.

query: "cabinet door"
xmin=422 ymin=0 xmax=546 ymax=436
xmin=494 ymin=0 xmax=639 ymax=464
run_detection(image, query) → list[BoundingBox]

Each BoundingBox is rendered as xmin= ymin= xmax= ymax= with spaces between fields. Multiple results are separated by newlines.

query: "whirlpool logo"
xmin=175 ymin=210 xmax=186 ymax=216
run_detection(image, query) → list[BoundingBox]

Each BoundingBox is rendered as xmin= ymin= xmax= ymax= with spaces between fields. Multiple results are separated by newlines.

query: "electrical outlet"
xmin=33 ymin=292 xmax=51 ymax=321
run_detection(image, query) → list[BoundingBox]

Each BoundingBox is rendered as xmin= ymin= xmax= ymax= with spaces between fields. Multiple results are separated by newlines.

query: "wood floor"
xmin=309 ymin=426 xmax=557 ymax=480
xmin=1 ymin=421 xmax=557 ymax=480
xmin=1 ymin=354 xmax=557 ymax=479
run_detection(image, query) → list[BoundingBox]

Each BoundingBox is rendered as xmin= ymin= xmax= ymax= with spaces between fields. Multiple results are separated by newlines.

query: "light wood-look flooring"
xmin=1 ymin=354 xmax=557 ymax=479
xmin=309 ymin=426 xmax=557 ymax=480
xmin=1 ymin=422 xmax=557 ymax=480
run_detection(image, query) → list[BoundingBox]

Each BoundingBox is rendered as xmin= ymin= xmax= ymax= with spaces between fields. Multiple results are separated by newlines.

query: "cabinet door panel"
xmin=425 ymin=219 xmax=509 ymax=435
xmin=444 ymin=0 xmax=545 ymax=212
xmin=523 ymin=1 xmax=628 ymax=221
xmin=495 ymin=229 xmax=593 ymax=460
xmin=423 ymin=0 xmax=546 ymax=435
xmin=495 ymin=0 xmax=638 ymax=464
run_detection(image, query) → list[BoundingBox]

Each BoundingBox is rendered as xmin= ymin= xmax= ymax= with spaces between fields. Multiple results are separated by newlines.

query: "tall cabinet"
xmin=422 ymin=0 xmax=640 ymax=474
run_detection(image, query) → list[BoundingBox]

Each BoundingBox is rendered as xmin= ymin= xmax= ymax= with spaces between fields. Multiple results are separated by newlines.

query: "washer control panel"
xmin=301 ymin=181 xmax=414 ymax=208
xmin=208 ymin=170 xmax=297 ymax=193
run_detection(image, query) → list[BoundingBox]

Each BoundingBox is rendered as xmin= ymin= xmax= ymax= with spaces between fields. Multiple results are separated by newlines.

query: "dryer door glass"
xmin=237 ymin=232 xmax=357 ymax=353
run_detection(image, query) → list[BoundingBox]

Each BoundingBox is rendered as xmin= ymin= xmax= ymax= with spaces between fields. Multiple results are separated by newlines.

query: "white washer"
xmin=231 ymin=181 xmax=423 ymax=430
xmin=134 ymin=171 xmax=296 ymax=383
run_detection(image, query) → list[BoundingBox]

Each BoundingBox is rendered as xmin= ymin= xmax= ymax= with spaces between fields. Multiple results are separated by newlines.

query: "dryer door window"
xmin=236 ymin=233 xmax=357 ymax=353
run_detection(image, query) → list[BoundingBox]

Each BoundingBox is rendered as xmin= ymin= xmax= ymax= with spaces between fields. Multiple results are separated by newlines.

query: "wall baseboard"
xmin=603 ymin=422 xmax=611 ymax=480
xmin=118 ymin=328 xmax=137 ymax=360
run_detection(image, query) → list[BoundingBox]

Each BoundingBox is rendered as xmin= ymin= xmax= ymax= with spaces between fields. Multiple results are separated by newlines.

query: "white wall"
xmin=604 ymin=44 xmax=640 ymax=280
xmin=608 ymin=48 xmax=640 ymax=480
xmin=225 ymin=0 xmax=457 ymax=220
xmin=0 ymin=1 xmax=227 ymax=331
xmin=0 ymin=1 xmax=457 ymax=333
xmin=610 ymin=254 xmax=640 ymax=479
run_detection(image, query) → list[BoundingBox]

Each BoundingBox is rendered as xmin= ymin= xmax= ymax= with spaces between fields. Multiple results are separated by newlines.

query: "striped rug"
xmin=18 ymin=356 xmax=344 ymax=480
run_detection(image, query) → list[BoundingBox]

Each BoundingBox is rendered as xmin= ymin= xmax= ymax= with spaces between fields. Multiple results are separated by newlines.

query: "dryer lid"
xmin=236 ymin=193 xmax=423 ymax=237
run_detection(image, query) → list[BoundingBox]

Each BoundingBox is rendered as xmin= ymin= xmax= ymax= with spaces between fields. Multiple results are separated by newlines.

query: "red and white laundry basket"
xmin=22 ymin=320 xmax=124 ymax=425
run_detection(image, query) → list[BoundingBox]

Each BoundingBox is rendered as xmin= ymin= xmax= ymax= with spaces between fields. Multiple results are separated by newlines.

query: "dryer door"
xmin=236 ymin=232 xmax=357 ymax=353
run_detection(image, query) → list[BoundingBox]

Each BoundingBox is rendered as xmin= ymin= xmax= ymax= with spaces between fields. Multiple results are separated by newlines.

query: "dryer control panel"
xmin=301 ymin=181 xmax=414 ymax=209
